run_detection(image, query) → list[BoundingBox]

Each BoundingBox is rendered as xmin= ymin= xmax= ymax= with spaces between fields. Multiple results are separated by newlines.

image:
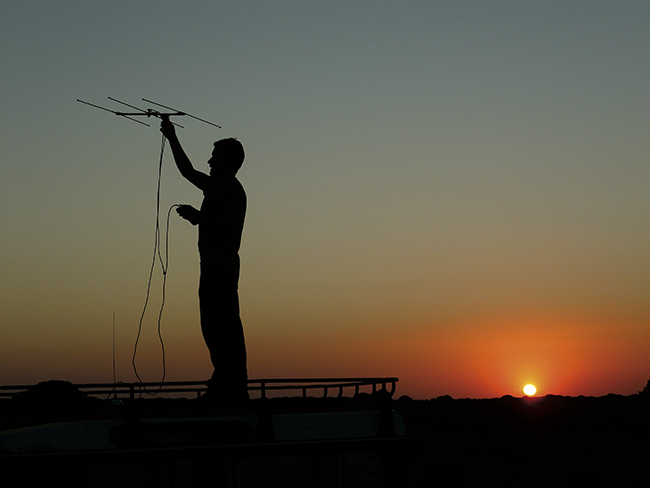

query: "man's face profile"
xmin=208 ymin=147 xmax=226 ymax=177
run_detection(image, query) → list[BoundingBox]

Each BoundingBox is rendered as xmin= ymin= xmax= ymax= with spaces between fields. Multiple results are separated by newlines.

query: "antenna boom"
xmin=77 ymin=97 xmax=220 ymax=130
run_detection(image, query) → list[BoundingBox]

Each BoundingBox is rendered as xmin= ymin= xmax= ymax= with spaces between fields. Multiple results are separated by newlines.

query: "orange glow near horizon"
xmin=335 ymin=311 xmax=650 ymax=399
xmin=3 ymin=310 xmax=650 ymax=400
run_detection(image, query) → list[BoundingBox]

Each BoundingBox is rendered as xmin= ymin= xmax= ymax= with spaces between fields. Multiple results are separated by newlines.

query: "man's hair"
xmin=214 ymin=138 xmax=245 ymax=174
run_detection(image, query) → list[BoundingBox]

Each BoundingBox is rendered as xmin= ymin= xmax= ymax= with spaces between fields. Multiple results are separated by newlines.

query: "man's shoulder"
xmin=232 ymin=176 xmax=245 ymax=189
xmin=230 ymin=177 xmax=247 ymax=199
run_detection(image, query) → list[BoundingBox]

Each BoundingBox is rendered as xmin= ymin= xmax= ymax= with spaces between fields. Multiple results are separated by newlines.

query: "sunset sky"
xmin=2 ymin=1 xmax=649 ymax=399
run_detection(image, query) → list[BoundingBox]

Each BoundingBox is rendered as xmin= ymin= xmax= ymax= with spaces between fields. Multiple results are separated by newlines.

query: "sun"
xmin=523 ymin=384 xmax=537 ymax=396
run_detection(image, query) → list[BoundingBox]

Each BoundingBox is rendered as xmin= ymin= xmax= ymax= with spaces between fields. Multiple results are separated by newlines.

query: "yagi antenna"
xmin=77 ymin=97 xmax=221 ymax=129
xmin=77 ymin=97 xmax=183 ymax=127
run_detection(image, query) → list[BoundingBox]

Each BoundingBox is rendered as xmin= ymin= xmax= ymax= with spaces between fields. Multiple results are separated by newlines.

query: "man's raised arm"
xmin=160 ymin=116 xmax=210 ymax=190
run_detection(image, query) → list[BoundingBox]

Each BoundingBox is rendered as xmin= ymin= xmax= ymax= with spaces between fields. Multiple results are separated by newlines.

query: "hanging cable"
xmin=132 ymin=134 xmax=179 ymax=395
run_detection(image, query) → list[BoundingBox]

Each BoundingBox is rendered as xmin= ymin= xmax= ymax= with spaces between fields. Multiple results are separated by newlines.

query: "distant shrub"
xmin=11 ymin=380 xmax=85 ymax=408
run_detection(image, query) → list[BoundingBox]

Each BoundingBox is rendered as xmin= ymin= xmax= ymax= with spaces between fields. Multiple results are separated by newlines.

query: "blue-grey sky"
xmin=2 ymin=1 xmax=649 ymax=399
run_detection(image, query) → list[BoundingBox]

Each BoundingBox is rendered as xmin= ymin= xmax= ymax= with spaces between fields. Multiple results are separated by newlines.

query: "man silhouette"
xmin=160 ymin=117 xmax=248 ymax=403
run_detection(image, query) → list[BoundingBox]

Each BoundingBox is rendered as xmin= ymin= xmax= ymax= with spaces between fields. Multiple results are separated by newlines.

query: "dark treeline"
xmin=395 ymin=393 xmax=650 ymax=486
xmin=2 ymin=383 xmax=650 ymax=486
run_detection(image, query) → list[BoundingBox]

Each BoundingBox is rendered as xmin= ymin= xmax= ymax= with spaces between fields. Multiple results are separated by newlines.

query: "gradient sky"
xmin=2 ymin=1 xmax=649 ymax=399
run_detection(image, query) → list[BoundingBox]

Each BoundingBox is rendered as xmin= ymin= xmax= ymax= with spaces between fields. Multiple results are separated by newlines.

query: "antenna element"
xmin=77 ymin=97 xmax=220 ymax=129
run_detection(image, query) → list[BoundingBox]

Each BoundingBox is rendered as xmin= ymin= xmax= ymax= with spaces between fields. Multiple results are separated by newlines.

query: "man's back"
xmin=198 ymin=177 xmax=246 ymax=269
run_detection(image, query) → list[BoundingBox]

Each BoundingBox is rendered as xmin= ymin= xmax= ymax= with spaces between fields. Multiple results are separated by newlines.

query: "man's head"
xmin=209 ymin=138 xmax=245 ymax=177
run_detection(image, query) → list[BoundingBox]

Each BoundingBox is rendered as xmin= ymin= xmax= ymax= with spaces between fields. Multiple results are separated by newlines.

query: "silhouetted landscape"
xmin=397 ymin=392 xmax=650 ymax=486
xmin=1 ymin=381 xmax=649 ymax=487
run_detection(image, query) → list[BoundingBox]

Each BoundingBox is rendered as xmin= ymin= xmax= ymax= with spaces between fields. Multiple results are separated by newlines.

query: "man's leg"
xmin=199 ymin=271 xmax=248 ymax=400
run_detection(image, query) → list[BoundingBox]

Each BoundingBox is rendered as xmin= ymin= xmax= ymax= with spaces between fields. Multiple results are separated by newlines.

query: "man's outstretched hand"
xmin=160 ymin=115 xmax=176 ymax=140
xmin=176 ymin=204 xmax=200 ymax=225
